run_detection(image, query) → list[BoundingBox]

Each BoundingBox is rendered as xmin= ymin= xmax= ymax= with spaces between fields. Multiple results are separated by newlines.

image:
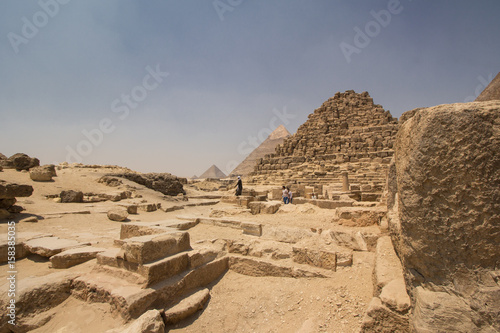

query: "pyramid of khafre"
xmin=251 ymin=90 xmax=398 ymax=185
xmin=230 ymin=125 xmax=291 ymax=177
xmin=198 ymin=165 xmax=226 ymax=179
xmin=475 ymin=72 xmax=500 ymax=102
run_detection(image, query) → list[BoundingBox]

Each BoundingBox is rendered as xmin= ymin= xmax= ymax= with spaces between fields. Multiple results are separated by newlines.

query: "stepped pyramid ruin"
xmin=198 ymin=165 xmax=226 ymax=179
xmin=230 ymin=125 xmax=291 ymax=177
xmin=475 ymin=72 xmax=500 ymax=102
xmin=251 ymin=90 xmax=398 ymax=188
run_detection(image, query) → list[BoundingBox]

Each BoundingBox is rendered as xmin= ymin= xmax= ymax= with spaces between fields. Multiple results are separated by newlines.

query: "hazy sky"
xmin=1 ymin=1 xmax=499 ymax=177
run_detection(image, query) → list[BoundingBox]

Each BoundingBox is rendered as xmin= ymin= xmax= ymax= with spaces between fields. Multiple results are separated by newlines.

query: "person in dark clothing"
xmin=235 ymin=176 xmax=243 ymax=196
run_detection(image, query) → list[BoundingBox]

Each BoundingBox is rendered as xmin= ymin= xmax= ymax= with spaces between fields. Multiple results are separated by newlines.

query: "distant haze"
xmin=1 ymin=1 xmax=499 ymax=177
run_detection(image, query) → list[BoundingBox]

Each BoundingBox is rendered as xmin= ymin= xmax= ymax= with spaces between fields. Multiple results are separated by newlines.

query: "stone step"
xmin=120 ymin=231 xmax=191 ymax=264
xmin=50 ymin=246 xmax=107 ymax=269
xmin=73 ymin=257 xmax=229 ymax=320
xmin=227 ymin=255 xmax=330 ymax=278
xmin=119 ymin=219 xmax=199 ymax=239
xmin=23 ymin=237 xmax=91 ymax=257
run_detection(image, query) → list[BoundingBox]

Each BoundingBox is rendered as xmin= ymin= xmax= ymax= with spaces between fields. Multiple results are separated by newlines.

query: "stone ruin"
xmin=251 ymin=90 xmax=398 ymax=190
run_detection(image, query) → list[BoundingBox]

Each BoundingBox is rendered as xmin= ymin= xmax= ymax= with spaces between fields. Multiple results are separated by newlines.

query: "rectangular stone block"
xmin=292 ymin=247 xmax=336 ymax=271
xmin=139 ymin=252 xmax=189 ymax=286
xmin=121 ymin=232 xmax=191 ymax=264
xmin=241 ymin=222 xmax=262 ymax=236
xmin=50 ymin=246 xmax=106 ymax=269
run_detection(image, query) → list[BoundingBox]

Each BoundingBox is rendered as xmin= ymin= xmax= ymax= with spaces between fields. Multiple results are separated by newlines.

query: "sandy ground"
xmin=0 ymin=166 xmax=379 ymax=332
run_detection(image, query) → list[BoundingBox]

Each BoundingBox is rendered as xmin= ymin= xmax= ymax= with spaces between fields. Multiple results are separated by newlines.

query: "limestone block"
xmin=374 ymin=236 xmax=404 ymax=296
xmin=163 ymin=289 xmax=210 ymax=325
xmin=137 ymin=202 xmax=158 ymax=212
xmin=335 ymin=206 xmax=386 ymax=227
xmin=29 ymin=166 xmax=53 ymax=181
xmin=107 ymin=208 xmax=129 ymax=222
xmin=292 ymin=247 xmax=336 ymax=271
xmin=241 ymin=222 xmax=262 ymax=236
xmin=360 ymin=297 xmax=410 ymax=333
xmin=50 ymin=246 xmax=106 ymax=268
xmin=121 ymin=232 xmax=191 ymax=264
xmin=379 ymin=278 xmax=410 ymax=313
xmin=138 ymin=252 xmax=189 ymax=286
xmin=24 ymin=237 xmax=91 ymax=257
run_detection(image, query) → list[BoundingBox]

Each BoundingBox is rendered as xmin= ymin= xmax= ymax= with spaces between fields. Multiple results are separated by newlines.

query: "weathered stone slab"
xmin=292 ymin=198 xmax=353 ymax=209
xmin=121 ymin=232 xmax=191 ymax=264
xmin=248 ymin=202 xmax=280 ymax=215
xmin=50 ymin=246 xmax=107 ymax=268
xmin=137 ymin=203 xmax=158 ymax=212
xmin=374 ymin=236 xmax=404 ymax=296
xmin=327 ymin=229 xmax=379 ymax=252
xmin=360 ymin=297 xmax=410 ymax=333
xmin=119 ymin=203 xmax=138 ymax=214
xmin=138 ymin=252 xmax=189 ymax=286
xmin=120 ymin=222 xmax=171 ymax=239
xmin=335 ymin=206 xmax=386 ymax=227
xmin=379 ymin=278 xmax=410 ymax=314
xmin=241 ymin=221 xmax=262 ymax=236
xmin=228 ymin=256 xmax=326 ymax=278
xmin=292 ymin=247 xmax=336 ymax=271
xmin=188 ymin=249 xmax=218 ymax=269
xmin=163 ymin=288 xmax=210 ymax=325
xmin=107 ymin=208 xmax=129 ymax=222
xmin=24 ymin=237 xmax=91 ymax=257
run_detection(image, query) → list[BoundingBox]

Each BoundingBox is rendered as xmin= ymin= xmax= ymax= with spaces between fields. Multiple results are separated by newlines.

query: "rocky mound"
xmin=0 ymin=153 xmax=40 ymax=171
xmin=110 ymin=173 xmax=186 ymax=196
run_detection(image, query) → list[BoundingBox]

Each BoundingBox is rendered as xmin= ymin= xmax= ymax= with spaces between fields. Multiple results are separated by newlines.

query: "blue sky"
xmin=1 ymin=0 xmax=499 ymax=177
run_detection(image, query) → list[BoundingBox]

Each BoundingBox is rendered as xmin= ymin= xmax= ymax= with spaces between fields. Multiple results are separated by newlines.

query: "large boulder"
xmin=6 ymin=153 xmax=40 ymax=171
xmin=392 ymin=101 xmax=500 ymax=331
xmin=29 ymin=166 xmax=53 ymax=181
xmin=60 ymin=190 xmax=84 ymax=203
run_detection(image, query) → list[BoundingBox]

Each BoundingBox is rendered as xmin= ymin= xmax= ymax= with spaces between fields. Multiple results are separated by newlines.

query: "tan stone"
xmin=50 ymin=246 xmax=106 ymax=268
xmin=24 ymin=237 xmax=91 ymax=257
xmin=107 ymin=208 xmax=129 ymax=222
xmin=106 ymin=310 xmax=164 ymax=333
xmin=121 ymin=232 xmax=191 ymax=264
xmin=163 ymin=288 xmax=210 ymax=325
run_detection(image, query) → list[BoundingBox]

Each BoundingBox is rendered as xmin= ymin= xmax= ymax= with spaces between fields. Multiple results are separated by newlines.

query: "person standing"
xmin=235 ymin=176 xmax=243 ymax=196
xmin=287 ymin=187 xmax=293 ymax=204
xmin=282 ymin=186 xmax=289 ymax=204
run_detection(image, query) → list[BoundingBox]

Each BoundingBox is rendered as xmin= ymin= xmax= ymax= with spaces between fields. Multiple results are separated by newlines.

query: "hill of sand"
xmin=0 ymin=164 xmax=382 ymax=332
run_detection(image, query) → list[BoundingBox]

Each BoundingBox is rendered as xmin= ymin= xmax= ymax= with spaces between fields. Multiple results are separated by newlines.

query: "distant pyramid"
xmin=199 ymin=165 xmax=226 ymax=179
xmin=230 ymin=125 xmax=291 ymax=177
xmin=476 ymin=72 xmax=500 ymax=102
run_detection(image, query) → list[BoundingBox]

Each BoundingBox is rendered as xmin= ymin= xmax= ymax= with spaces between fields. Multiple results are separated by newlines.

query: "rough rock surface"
xmin=392 ymin=101 xmax=500 ymax=331
xmin=110 ymin=172 xmax=186 ymax=196
xmin=29 ymin=166 xmax=53 ymax=181
xmin=60 ymin=190 xmax=84 ymax=203
xmin=3 ymin=153 xmax=40 ymax=171
xmin=107 ymin=208 xmax=129 ymax=222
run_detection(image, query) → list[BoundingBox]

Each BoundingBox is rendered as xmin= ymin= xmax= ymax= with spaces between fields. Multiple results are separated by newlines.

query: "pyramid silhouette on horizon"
xmin=198 ymin=165 xmax=226 ymax=179
xmin=230 ymin=124 xmax=291 ymax=177
xmin=476 ymin=72 xmax=500 ymax=102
